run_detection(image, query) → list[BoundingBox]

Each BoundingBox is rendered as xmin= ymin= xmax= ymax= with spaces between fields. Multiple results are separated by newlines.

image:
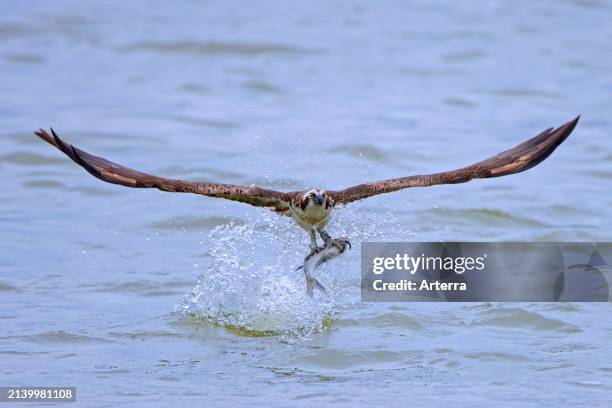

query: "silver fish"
xmin=298 ymin=237 xmax=351 ymax=296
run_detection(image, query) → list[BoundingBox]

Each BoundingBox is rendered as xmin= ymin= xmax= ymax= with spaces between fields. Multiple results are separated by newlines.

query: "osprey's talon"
xmin=304 ymin=246 xmax=324 ymax=262
xmin=324 ymin=237 xmax=351 ymax=253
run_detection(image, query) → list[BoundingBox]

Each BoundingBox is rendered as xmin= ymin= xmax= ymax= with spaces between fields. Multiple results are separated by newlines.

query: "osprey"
xmin=34 ymin=116 xmax=579 ymax=260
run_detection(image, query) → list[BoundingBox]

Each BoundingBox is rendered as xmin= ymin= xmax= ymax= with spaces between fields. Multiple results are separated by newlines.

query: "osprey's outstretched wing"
xmin=34 ymin=129 xmax=294 ymax=211
xmin=329 ymin=116 xmax=580 ymax=205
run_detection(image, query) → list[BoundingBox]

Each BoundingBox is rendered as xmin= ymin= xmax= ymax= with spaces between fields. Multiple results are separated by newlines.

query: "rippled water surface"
xmin=1 ymin=1 xmax=612 ymax=406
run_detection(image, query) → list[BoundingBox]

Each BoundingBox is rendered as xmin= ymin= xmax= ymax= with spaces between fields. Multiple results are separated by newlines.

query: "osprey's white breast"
xmin=290 ymin=202 xmax=331 ymax=230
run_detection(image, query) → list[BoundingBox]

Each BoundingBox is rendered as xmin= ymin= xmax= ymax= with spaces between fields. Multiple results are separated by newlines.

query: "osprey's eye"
xmin=309 ymin=193 xmax=316 ymax=199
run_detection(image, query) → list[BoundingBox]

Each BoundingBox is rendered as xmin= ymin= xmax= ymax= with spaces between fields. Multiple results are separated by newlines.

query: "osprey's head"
xmin=300 ymin=189 xmax=333 ymax=210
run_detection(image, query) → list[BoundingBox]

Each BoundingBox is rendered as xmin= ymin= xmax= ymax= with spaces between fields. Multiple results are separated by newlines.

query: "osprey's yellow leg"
xmin=305 ymin=228 xmax=324 ymax=262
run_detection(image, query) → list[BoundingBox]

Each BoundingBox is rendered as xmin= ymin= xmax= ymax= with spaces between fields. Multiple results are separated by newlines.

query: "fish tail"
xmin=305 ymin=273 xmax=326 ymax=297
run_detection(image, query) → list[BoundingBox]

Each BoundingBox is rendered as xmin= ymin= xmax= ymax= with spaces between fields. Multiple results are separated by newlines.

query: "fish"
xmin=297 ymin=237 xmax=351 ymax=296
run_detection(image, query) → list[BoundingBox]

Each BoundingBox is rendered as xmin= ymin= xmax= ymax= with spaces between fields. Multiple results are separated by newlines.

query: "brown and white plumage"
xmin=34 ymin=128 xmax=294 ymax=212
xmin=34 ymin=115 xmax=579 ymax=255
xmin=327 ymin=116 xmax=580 ymax=204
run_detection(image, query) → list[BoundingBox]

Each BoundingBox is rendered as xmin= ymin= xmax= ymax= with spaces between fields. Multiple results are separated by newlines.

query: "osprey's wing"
xmin=34 ymin=129 xmax=294 ymax=211
xmin=328 ymin=116 xmax=579 ymax=205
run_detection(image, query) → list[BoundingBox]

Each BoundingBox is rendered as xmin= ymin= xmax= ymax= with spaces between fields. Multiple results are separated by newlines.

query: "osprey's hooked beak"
xmin=314 ymin=194 xmax=324 ymax=206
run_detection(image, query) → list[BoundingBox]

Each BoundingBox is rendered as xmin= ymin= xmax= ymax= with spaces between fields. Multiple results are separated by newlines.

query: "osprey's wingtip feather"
xmin=479 ymin=114 xmax=580 ymax=177
xmin=329 ymin=115 xmax=580 ymax=204
xmin=32 ymin=128 xmax=295 ymax=210
xmin=34 ymin=128 xmax=58 ymax=148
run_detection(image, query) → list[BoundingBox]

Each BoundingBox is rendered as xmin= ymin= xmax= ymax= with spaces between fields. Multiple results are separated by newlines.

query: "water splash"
xmin=177 ymin=206 xmax=407 ymax=336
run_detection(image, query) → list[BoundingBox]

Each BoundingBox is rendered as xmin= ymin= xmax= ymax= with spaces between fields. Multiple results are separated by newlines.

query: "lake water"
xmin=1 ymin=1 xmax=612 ymax=406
